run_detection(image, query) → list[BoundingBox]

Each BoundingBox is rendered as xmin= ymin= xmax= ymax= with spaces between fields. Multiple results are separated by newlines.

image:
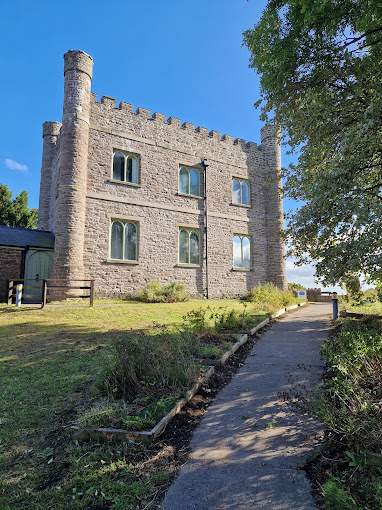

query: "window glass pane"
xmin=241 ymin=181 xmax=250 ymax=205
xmin=242 ymin=236 xmax=251 ymax=268
xmin=179 ymin=229 xmax=189 ymax=263
xmin=125 ymin=223 xmax=137 ymax=261
xmin=126 ymin=157 xmax=133 ymax=183
xmin=131 ymin=157 xmax=138 ymax=184
xmin=190 ymin=169 xmax=199 ymax=196
xmin=232 ymin=179 xmax=240 ymax=204
xmin=233 ymin=235 xmax=242 ymax=267
xmin=190 ymin=231 xmax=200 ymax=265
xmin=111 ymin=221 xmax=123 ymax=259
xmin=113 ymin=153 xmax=124 ymax=181
xmin=179 ymin=168 xmax=189 ymax=194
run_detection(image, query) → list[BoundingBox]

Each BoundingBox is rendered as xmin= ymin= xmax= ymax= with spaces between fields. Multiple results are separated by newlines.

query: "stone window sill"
xmin=231 ymin=202 xmax=251 ymax=209
xmin=109 ymin=179 xmax=141 ymax=188
xmin=177 ymin=192 xmax=203 ymax=200
xmin=232 ymin=267 xmax=253 ymax=272
xmin=106 ymin=259 xmax=139 ymax=265
xmin=176 ymin=263 xmax=201 ymax=268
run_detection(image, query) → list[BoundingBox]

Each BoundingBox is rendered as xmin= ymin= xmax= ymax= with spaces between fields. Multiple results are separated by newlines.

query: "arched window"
xmin=112 ymin=151 xmax=139 ymax=184
xmin=179 ymin=166 xmax=200 ymax=197
xmin=232 ymin=178 xmax=250 ymax=206
xmin=233 ymin=235 xmax=251 ymax=269
xmin=179 ymin=228 xmax=200 ymax=265
xmin=110 ymin=220 xmax=138 ymax=261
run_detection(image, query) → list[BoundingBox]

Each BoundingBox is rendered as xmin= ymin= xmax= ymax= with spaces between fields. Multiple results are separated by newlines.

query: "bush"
xmin=294 ymin=317 xmax=382 ymax=509
xmin=98 ymin=330 xmax=199 ymax=401
xmin=288 ymin=282 xmax=305 ymax=291
xmin=246 ymin=283 xmax=299 ymax=313
xmin=137 ymin=280 xmax=188 ymax=303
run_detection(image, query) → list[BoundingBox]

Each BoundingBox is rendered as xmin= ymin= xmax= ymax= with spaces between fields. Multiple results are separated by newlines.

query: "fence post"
xmin=41 ymin=280 xmax=47 ymax=309
xmin=16 ymin=284 xmax=23 ymax=307
xmin=89 ymin=280 xmax=94 ymax=307
xmin=8 ymin=280 xmax=13 ymax=305
xmin=332 ymin=292 xmax=338 ymax=320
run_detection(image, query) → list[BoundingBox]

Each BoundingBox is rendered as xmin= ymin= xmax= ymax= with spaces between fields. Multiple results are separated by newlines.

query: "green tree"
xmin=0 ymin=184 xmax=38 ymax=229
xmin=244 ymin=1 xmax=382 ymax=285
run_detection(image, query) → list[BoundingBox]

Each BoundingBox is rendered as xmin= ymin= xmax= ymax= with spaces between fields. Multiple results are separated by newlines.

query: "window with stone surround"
xmin=179 ymin=166 xmax=200 ymax=197
xmin=110 ymin=220 xmax=138 ymax=262
xmin=178 ymin=228 xmax=200 ymax=265
xmin=233 ymin=234 xmax=251 ymax=269
xmin=112 ymin=151 xmax=139 ymax=184
xmin=232 ymin=178 xmax=250 ymax=206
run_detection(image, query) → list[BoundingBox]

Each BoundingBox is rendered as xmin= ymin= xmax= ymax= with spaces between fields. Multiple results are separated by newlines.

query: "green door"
xmin=24 ymin=249 xmax=54 ymax=303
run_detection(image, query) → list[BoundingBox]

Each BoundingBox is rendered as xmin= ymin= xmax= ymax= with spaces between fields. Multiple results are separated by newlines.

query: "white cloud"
xmin=286 ymin=258 xmax=344 ymax=293
xmin=4 ymin=158 xmax=28 ymax=172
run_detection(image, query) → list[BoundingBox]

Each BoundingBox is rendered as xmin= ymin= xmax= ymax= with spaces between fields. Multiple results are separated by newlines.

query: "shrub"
xmin=98 ymin=330 xmax=199 ymax=401
xmin=288 ymin=282 xmax=305 ymax=291
xmin=137 ymin=280 xmax=188 ymax=303
xmin=210 ymin=304 xmax=257 ymax=332
xmin=182 ymin=307 xmax=210 ymax=335
xmin=246 ymin=282 xmax=299 ymax=313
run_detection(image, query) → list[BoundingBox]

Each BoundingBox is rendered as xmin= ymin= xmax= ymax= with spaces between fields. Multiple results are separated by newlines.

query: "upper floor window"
xmin=112 ymin=151 xmax=139 ymax=184
xmin=179 ymin=166 xmax=200 ymax=197
xmin=233 ymin=235 xmax=251 ymax=269
xmin=232 ymin=178 xmax=250 ymax=206
xmin=179 ymin=228 xmax=200 ymax=265
xmin=110 ymin=220 xmax=138 ymax=261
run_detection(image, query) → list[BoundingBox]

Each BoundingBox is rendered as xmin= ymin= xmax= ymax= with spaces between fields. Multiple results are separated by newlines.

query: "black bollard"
xmin=332 ymin=292 xmax=338 ymax=320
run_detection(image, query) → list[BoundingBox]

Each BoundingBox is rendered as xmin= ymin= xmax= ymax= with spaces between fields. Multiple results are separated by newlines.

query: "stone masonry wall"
xmin=0 ymin=247 xmax=23 ymax=302
xmin=39 ymin=50 xmax=287 ymax=299
xmin=84 ymin=93 xmax=282 ymax=298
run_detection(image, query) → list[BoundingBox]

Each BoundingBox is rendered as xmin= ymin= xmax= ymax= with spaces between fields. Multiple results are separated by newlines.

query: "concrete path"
xmin=162 ymin=303 xmax=332 ymax=510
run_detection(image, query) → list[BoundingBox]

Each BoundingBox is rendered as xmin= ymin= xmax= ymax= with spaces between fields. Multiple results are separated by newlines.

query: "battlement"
xmin=90 ymin=92 xmax=261 ymax=151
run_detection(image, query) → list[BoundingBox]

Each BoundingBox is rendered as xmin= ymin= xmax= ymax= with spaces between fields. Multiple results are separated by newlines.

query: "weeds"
xmin=295 ymin=316 xmax=382 ymax=509
xmin=98 ymin=330 xmax=200 ymax=401
xmin=137 ymin=280 xmax=188 ymax=303
xmin=246 ymin=282 xmax=301 ymax=313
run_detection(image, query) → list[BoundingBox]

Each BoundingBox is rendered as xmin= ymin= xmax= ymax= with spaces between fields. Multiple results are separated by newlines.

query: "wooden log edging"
xmin=71 ymin=366 xmax=215 ymax=443
xmin=71 ymin=301 xmax=308 ymax=443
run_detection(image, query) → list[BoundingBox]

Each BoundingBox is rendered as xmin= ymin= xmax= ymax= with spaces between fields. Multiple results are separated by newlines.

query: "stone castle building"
xmin=36 ymin=49 xmax=286 ymax=299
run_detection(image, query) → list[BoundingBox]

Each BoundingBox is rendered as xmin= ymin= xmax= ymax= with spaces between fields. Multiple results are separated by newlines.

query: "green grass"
xmin=0 ymin=298 xmax=275 ymax=509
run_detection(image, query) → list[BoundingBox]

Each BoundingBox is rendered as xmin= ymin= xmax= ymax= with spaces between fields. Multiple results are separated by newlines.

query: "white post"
xmin=16 ymin=284 xmax=23 ymax=307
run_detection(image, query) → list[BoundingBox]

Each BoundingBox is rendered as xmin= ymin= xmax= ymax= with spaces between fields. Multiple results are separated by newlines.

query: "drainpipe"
xmin=202 ymin=158 xmax=210 ymax=299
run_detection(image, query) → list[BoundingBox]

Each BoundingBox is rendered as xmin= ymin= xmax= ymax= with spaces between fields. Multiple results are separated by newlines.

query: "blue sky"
xmin=0 ymin=0 xmax=326 ymax=289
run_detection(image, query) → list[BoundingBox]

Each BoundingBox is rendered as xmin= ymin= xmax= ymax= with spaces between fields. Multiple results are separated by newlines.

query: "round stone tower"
xmin=261 ymin=125 xmax=287 ymax=290
xmin=38 ymin=121 xmax=62 ymax=231
xmin=51 ymin=50 xmax=93 ymax=281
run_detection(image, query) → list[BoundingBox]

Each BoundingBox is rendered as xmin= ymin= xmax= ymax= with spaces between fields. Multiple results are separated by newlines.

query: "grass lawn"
xmin=0 ymin=299 xmax=269 ymax=509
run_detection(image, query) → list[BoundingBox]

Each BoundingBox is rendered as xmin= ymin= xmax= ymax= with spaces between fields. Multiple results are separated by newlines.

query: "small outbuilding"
xmin=0 ymin=226 xmax=54 ymax=303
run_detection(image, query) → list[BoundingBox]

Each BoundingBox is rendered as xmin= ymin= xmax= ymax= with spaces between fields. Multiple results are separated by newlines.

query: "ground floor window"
xmin=110 ymin=220 xmax=138 ymax=261
xmin=233 ymin=234 xmax=251 ymax=269
xmin=179 ymin=228 xmax=200 ymax=265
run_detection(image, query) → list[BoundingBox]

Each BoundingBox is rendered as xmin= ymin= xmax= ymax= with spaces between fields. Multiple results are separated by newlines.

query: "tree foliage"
xmin=0 ymin=184 xmax=38 ymax=229
xmin=244 ymin=0 xmax=382 ymax=285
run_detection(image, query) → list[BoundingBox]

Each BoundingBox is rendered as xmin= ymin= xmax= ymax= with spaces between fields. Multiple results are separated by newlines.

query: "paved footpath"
xmin=162 ymin=303 xmax=332 ymax=510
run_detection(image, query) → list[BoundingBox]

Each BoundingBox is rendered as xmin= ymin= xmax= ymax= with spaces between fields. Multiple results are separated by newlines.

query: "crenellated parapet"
xmin=88 ymin=92 xmax=261 ymax=154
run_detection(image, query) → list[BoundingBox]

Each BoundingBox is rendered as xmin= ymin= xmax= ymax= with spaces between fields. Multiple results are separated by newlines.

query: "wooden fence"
xmin=7 ymin=279 xmax=94 ymax=308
